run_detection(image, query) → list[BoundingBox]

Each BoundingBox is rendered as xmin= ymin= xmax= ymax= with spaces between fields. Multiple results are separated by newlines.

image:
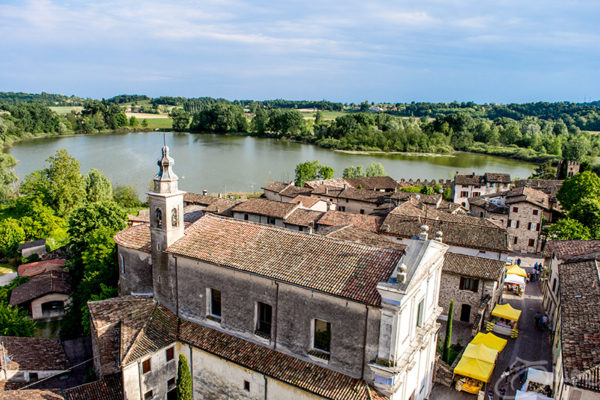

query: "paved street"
xmin=432 ymin=261 xmax=552 ymax=400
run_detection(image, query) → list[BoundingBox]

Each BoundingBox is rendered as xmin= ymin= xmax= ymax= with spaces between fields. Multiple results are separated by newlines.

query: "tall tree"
xmin=442 ymin=300 xmax=454 ymax=364
xmin=0 ymin=218 xmax=26 ymax=256
xmin=113 ymin=185 xmax=142 ymax=208
xmin=529 ymin=162 xmax=556 ymax=180
xmin=557 ymin=171 xmax=600 ymax=211
xmin=0 ymin=153 xmax=18 ymax=203
xmin=85 ymin=168 xmax=113 ymax=203
xmin=294 ymin=161 xmax=334 ymax=187
xmin=169 ymin=108 xmax=190 ymax=131
xmin=365 ymin=162 xmax=386 ymax=177
xmin=177 ymin=354 xmax=193 ymax=400
xmin=547 ymin=218 xmax=591 ymax=240
xmin=0 ymin=302 xmax=36 ymax=337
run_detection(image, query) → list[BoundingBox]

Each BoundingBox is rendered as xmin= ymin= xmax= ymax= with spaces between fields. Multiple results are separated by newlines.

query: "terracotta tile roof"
xmin=203 ymin=198 xmax=241 ymax=216
xmin=128 ymin=209 xmax=149 ymax=223
xmin=513 ymin=179 xmax=563 ymax=196
xmin=279 ymin=185 xmax=313 ymax=198
xmin=469 ymin=196 xmax=509 ymax=214
xmin=0 ymin=336 xmax=70 ymax=371
xmin=305 ymin=178 xmax=349 ymax=189
xmin=87 ymin=297 xmax=386 ymax=400
xmin=324 ymin=226 xmax=406 ymax=251
xmin=183 ymin=192 xmax=219 ymax=206
xmin=336 ymin=187 xmax=388 ymax=203
xmin=261 ymin=181 xmax=291 ymax=192
xmin=389 ymin=192 xmax=466 ymax=214
xmin=559 ymin=259 xmax=600 ymax=392
xmin=167 ymin=214 xmax=402 ymax=306
xmin=290 ymin=195 xmax=321 ymax=208
xmin=231 ymin=198 xmax=299 ymax=219
xmin=9 ymin=271 xmax=72 ymax=306
xmin=484 ymin=173 xmax=511 ymax=183
xmin=0 ymin=390 xmax=63 ymax=400
xmin=544 ymin=240 xmax=600 ymax=260
xmin=17 ymin=239 xmax=46 ymax=251
xmin=343 ymin=176 xmax=400 ymax=191
xmin=443 ymin=253 xmax=506 ymax=281
xmin=17 ymin=259 xmax=66 ymax=277
xmin=318 ymin=211 xmax=383 ymax=233
xmin=312 ymin=185 xmax=344 ymax=198
xmin=381 ymin=202 xmax=509 ymax=252
xmin=454 ymin=172 xmax=510 ymax=186
xmin=283 ymin=209 xmax=324 ymax=228
xmin=505 ymin=187 xmax=550 ymax=210
xmin=114 ymin=223 xmax=152 ymax=253
xmin=64 ymin=373 xmax=123 ymax=400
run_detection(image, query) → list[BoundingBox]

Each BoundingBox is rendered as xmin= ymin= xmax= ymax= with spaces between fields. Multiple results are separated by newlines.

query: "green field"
xmin=0 ymin=265 xmax=15 ymax=275
xmin=298 ymin=110 xmax=346 ymax=120
xmin=49 ymin=106 xmax=83 ymax=115
xmin=143 ymin=118 xmax=172 ymax=129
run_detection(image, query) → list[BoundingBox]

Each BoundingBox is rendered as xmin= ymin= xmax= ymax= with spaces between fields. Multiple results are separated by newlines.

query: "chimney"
xmin=202 ymin=189 xmax=208 ymax=196
xmin=327 ymin=202 xmax=335 ymax=211
xmin=419 ymin=224 xmax=429 ymax=240
xmin=435 ymin=231 xmax=443 ymax=243
xmin=343 ymin=183 xmax=348 ymax=189
xmin=397 ymin=264 xmax=407 ymax=284
xmin=325 ymin=187 xmax=329 ymax=195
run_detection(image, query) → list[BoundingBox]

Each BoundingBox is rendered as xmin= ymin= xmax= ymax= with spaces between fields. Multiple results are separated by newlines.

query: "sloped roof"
xmin=443 ymin=253 xmax=506 ymax=281
xmin=290 ymin=195 xmax=322 ymax=208
xmin=317 ymin=211 xmax=383 ymax=233
xmin=0 ymin=336 xmax=69 ymax=371
xmin=64 ymin=373 xmax=123 ymax=400
xmin=505 ymin=187 xmax=550 ymax=210
xmin=183 ymin=192 xmax=219 ymax=206
xmin=203 ymin=198 xmax=241 ymax=216
xmin=324 ymin=226 xmax=406 ymax=251
xmin=231 ymin=198 xmax=298 ymax=219
xmin=17 ymin=239 xmax=46 ymax=251
xmin=167 ymin=214 xmax=402 ymax=306
xmin=114 ymin=223 xmax=153 ymax=253
xmin=87 ymin=297 xmax=387 ymax=400
xmin=344 ymin=176 xmax=399 ymax=190
xmin=559 ymin=259 xmax=600 ymax=392
xmin=381 ymin=202 xmax=509 ymax=252
xmin=9 ymin=271 xmax=71 ymax=306
xmin=454 ymin=172 xmax=510 ymax=186
xmin=0 ymin=390 xmax=63 ymax=400
xmin=544 ymin=240 xmax=600 ymax=261
xmin=17 ymin=259 xmax=66 ymax=277
xmin=283 ymin=209 xmax=324 ymax=228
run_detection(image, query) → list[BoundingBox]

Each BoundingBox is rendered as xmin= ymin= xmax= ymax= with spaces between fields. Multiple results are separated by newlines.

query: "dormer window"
xmin=155 ymin=208 xmax=163 ymax=228
xmin=171 ymin=208 xmax=178 ymax=227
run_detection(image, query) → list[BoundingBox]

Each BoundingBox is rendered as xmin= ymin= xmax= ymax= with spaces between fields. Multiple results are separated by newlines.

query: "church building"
xmin=91 ymin=146 xmax=448 ymax=400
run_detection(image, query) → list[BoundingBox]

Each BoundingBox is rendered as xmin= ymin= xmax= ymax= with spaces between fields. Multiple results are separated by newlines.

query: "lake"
xmin=8 ymin=132 xmax=535 ymax=196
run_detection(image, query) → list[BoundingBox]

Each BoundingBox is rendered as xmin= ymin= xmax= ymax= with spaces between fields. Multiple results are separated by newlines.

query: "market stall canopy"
xmin=523 ymin=368 xmax=554 ymax=386
xmin=454 ymin=356 xmax=495 ymax=383
xmin=514 ymin=390 xmax=553 ymax=400
xmin=492 ymin=303 xmax=522 ymax=322
xmin=463 ymin=343 xmax=498 ymax=364
xmin=505 ymin=274 xmax=526 ymax=285
xmin=507 ymin=264 xmax=527 ymax=277
xmin=471 ymin=332 xmax=508 ymax=353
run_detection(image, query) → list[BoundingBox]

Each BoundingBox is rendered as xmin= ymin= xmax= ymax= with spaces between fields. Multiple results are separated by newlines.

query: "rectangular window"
xmin=508 ymin=219 xmax=512 ymax=227
xmin=460 ymin=191 xmax=469 ymax=197
xmin=459 ymin=277 xmax=479 ymax=292
xmin=416 ymin=299 xmax=424 ymax=328
xmin=313 ymin=319 xmax=331 ymax=353
xmin=529 ymin=239 xmax=535 ymax=247
xmin=536 ymin=223 xmax=540 ymax=231
xmin=516 ymin=220 xmax=520 ymax=229
xmin=142 ymin=359 xmax=151 ymax=374
xmin=144 ymin=391 xmax=153 ymax=400
xmin=552 ymin=278 xmax=557 ymax=292
xmin=168 ymin=378 xmax=176 ymax=388
xmin=267 ymin=216 xmax=276 ymax=225
xmin=244 ymin=380 xmax=250 ymax=392
xmin=473 ymin=192 xmax=481 ymax=197
xmin=244 ymin=213 xmax=248 ymax=220
xmin=533 ymin=209 xmax=539 ymax=216
xmin=256 ymin=302 xmax=272 ymax=339
xmin=513 ymin=206 xmax=518 ymax=212
xmin=29 ymin=372 xmax=38 ymax=381
xmin=359 ymin=209 xmax=365 ymax=214
xmin=120 ymin=254 xmax=125 ymax=275
xmin=513 ymin=236 xmax=518 ymax=244
xmin=166 ymin=347 xmax=174 ymax=362
xmin=528 ymin=222 xmax=532 ymax=230
xmin=210 ymin=288 xmax=222 ymax=318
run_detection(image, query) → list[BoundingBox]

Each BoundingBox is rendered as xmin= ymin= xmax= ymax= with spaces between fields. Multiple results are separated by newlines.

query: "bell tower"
xmin=148 ymin=144 xmax=184 ymax=312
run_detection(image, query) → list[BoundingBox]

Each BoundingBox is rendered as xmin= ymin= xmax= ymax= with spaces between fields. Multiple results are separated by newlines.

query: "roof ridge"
xmin=121 ymin=302 xmax=158 ymax=364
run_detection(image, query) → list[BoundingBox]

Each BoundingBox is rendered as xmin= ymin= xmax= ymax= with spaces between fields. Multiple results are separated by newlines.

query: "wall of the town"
xmin=123 ymin=344 xmax=178 ymax=400
xmin=175 ymin=256 xmax=379 ymax=379
xmin=30 ymin=293 xmax=70 ymax=320
xmin=336 ymin=198 xmax=379 ymax=215
xmin=507 ymin=202 xmax=543 ymax=253
xmin=118 ymin=247 xmax=153 ymax=295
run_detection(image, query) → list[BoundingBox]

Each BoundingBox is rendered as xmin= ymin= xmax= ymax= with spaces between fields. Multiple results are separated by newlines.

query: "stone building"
xmin=452 ymin=172 xmax=511 ymax=209
xmin=0 ymin=337 xmax=70 ymax=383
xmin=9 ymin=270 xmax=72 ymax=320
xmin=17 ymin=239 xmax=47 ymax=259
xmin=102 ymin=146 xmax=449 ymax=400
xmin=262 ymin=181 xmax=312 ymax=202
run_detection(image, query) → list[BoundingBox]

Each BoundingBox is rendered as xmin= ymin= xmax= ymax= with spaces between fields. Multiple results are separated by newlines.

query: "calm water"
xmin=8 ymin=132 xmax=535 ymax=195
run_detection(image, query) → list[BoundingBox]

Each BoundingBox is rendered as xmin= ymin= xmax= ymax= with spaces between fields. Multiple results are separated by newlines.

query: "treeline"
xmin=106 ymin=94 xmax=149 ymax=104
xmin=238 ymin=99 xmax=344 ymax=111
xmin=0 ymin=92 xmax=86 ymax=106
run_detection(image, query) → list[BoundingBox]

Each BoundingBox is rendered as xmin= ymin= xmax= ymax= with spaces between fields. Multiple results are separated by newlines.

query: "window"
xmin=416 ymin=299 xmax=424 ymax=328
xmin=166 ymin=347 xmax=174 ymax=362
xmin=473 ymin=191 xmax=481 ymax=197
xmin=516 ymin=220 xmax=520 ymax=229
xmin=552 ymin=278 xmax=557 ymax=293
xmin=209 ymin=288 xmax=222 ymax=318
xmin=244 ymin=380 xmax=250 ymax=392
xmin=508 ymin=219 xmax=512 ymax=227
xmin=513 ymin=236 xmax=518 ymax=244
xmin=168 ymin=378 xmax=176 ymax=388
xmin=29 ymin=372 xmax=38 ymax=381
xmin=120 ymin=254 xmax=125 ymax=275
xmin=512 ymin=206 xmax=518 ymax=212
xmin=533 ymin=209 xmax=539 ymax=216
xmin=256 ymin=302 xmax=272 ymax=339
xmin=142 ymin=358 xmax=151 ymax=374
xmin=298 ymin=227 xmax=303 ymax=232
xmin=144 ymin=391 xmax=153 ymax=400
xmin=459 ymin=277 xmax=479 ymax=292
xmin=528 ymin=222 xmax=532 ymax=230
xmin=460 ymin=191 xmax=469 ymax=197
xmin=171 ymin=207 xmax=178 ymax=227
xmin=536 ymin=223 xmax=540 ymax=231
xmin=480 ymin=212 xmax=484 ymax=217
xmin=338 ymin=206 xmax=345 ymax=212
xmin=313 ymin=319 xmax=331 ymax=353
xmin=359 ymin=209 xmax=365 ymax=214
xmin=528 ymin=239 xmax=535 ymax=247
xmin=267 ymin=216 xmax=276 ymax=225
xmin=167 ymin=379 xmax=177 ymax=400
xmin=244 ymin=213 xmax=249 ymax=220
xmin=155 ymin=208 xmax=162 ymax=228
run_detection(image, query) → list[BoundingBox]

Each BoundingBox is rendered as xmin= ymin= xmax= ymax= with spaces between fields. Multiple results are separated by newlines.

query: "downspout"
xmin=175 ymin=256 xmax=179 ymax=317
xmin=361 ymin=304 xmax=369 ymax=380
xmin=264 ymin=375 xmax=268 ymax=400
xmin=137 ymin=361 xmax=143 ymax=400
xmin=188 ymin=344 xmax=194 ymax=394
xmin=273 ymin=282 xmax=280 ymax=350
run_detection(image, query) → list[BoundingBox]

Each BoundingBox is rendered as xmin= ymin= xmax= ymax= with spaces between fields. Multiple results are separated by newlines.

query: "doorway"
xmin=460 ymin=304 xmax=471 ymax=322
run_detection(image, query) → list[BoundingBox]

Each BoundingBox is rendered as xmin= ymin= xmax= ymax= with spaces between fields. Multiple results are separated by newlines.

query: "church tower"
xmin=148 ymin=145 xmax=184 ymax=312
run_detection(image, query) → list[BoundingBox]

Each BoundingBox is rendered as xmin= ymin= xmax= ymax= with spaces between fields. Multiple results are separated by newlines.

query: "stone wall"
xmin=118 ymin=247 xmax=152 ymax=295
xmin=507 ymin=201 xmax=544 ymax=253
xmin=438 ymin=273 xmax=494 ymax=324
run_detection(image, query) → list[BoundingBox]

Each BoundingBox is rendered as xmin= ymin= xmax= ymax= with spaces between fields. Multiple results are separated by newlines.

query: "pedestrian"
xmin=535 ymin=312 xmax=541 ymax=328
xmin=499 ymin=386 xmax=506 ymax=400
xmin=500 ymin=366 xmax=511 ymax=383
xmin=488 ymin=389 xmax=494 ymax=400
xmin=517 ymin=258 xmax=521 ymax=266
xmin=541 ymin=314 xmax=548 ymax=330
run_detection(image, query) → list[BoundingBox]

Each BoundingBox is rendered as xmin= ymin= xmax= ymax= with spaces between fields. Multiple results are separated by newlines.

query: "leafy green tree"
xmin=314 ymin=110 xmax=324 ymax=125
xmin=0 ymin=218 xmax=26 ymax=256
xmin=85 ymin=168 xmax=113 ymax=203
xmin=294 ymin=161 xmax=334 ymax=187
xmin=557 ymin=171 xmax=600 ymax=211
xmin=14 ymin=197 xmax=65 ymax=241
xmin=529 ymin=162 xmax=556 ymax=179
xmin=113 ymin=185 xmax=142 ymax=208
xmin=20 ymin=149 xmax=86 ymax=216
xmin=129 ymin=116 xmax=139 ymax=128
xmin=343 ymin=166 xmax=365 ymax=178
xmin=251 ymin=107 xmax=268 ymax=135
xmin=141 ymin=119 xmax=149 ymax=128
xmin=365 ymin=162 xmax=385 ymax=177
xmin=0 ymin=153 xmax=18 ymax=203
xmin=177 ymin=354 xmax=193 ymax=400
xmin=169 ymin=108 xmax=190 ymax=131
xmin=190 ymin=103 xmax=248 ymax=133
xmin=547 ymin=218 xmax=591 ymax=240
xmin=421 ymin=186 xmax=435 ymax=195
xmin=569 ymin=198 xmax=600 ymax=238
xmin=0 ymin=302 xmax=36 ymax=337
xmin=562 ymin=135 xmax=590 ymax=162
xmin=442 ymin=300 xmax=454 ymax=363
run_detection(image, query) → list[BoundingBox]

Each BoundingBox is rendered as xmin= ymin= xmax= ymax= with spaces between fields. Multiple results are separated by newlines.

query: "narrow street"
xmin=432 ymin=267 xmax=553 ymax=399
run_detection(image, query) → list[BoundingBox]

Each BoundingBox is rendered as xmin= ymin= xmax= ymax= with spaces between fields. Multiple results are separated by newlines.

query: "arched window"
xmin=155 ymin=208 xmax=163 ymax=228
xmin=171 ymin=208 xmax=178 ymax=227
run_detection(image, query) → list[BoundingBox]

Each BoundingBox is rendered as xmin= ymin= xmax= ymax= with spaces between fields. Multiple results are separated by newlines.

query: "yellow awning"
xmin=491 ymin=303 xmax=522 ymax=322
xmin=506 ymin=264 xmax=527 ymax=277
xmin=470 ymin=332 xmax=507 ymax=353
xmin=454 ymin=356 xmax=495 ymax=383
xmin=463 ymin=343 xmax=499 ymax=364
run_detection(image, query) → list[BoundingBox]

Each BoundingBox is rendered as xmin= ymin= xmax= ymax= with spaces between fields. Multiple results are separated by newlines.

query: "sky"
xmin=0 ymin=0 xmax=598 ymax=103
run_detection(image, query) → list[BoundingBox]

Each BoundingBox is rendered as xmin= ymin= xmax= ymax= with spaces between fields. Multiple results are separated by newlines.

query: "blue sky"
xmin=0 ymin=0 xmax=598 ymax=103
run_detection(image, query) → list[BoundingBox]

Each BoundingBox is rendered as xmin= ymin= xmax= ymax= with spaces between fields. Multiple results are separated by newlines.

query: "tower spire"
xmin=153 ymin=144 xmax=178 ymax=193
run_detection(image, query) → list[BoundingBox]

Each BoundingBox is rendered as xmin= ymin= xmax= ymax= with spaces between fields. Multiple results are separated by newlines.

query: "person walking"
xmin=535 ymin=312 xmax=541 ymax=329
